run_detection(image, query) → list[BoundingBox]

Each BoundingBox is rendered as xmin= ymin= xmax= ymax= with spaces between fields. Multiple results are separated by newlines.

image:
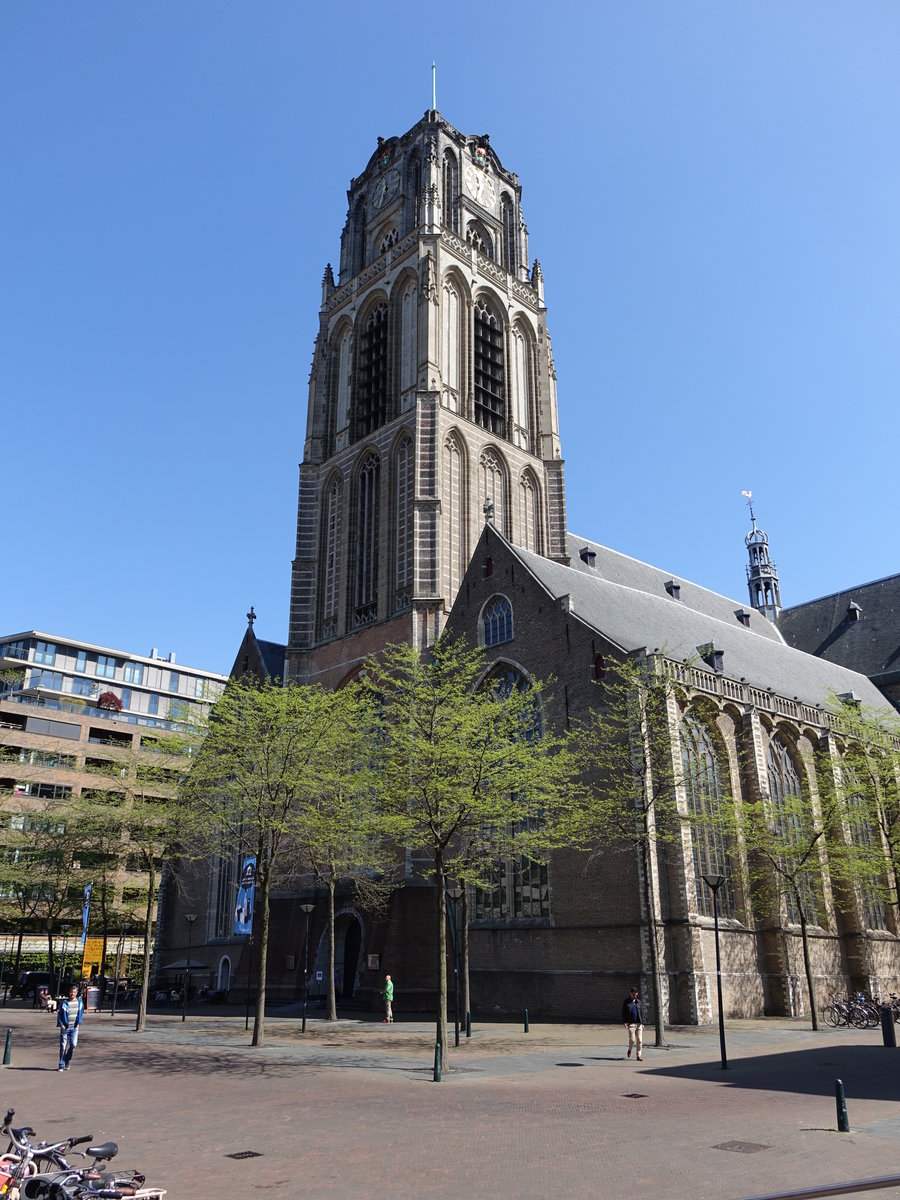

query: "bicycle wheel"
xmin=849 ymin=1005 xmax=870 ymax=1029
xmin=823 ymin=1004 xmax=841 ymax=1028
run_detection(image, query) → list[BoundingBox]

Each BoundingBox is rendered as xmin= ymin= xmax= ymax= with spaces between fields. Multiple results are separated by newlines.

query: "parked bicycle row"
xmin=0 ymin=1108 xmax=165 ymax=1199
xmin=822 ymin=992 xmax=900 ymax=1028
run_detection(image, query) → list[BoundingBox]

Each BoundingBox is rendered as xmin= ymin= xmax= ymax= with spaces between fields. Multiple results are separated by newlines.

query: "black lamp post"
xmin=181 ymin=913 xmax=197 ymax=1023
xmin=300 ymin=903 xmax=315 ymax=1034
xmin=446 ymin=882 xmax=462 ymax=1048
xmin=702 ymin=873 xmax=728 ymax=1070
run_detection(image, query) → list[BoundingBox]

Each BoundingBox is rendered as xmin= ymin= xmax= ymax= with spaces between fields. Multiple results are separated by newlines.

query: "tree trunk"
xmin=13 ymin=923 xmax=23 ymax=983
xmin=326 ymin=878 xmax=337 ymax=1021
xmin=641 ymin=836 xmax=668 ymax=1048
xmin=435 ymin=862 xmax=448 ymax=1066
xmin=252 ymin=871 xmax=270 ymax=1047
xmin=798 ymin=900 xmax=819 ymax=1031
xmin=47 ymin=928 xmax=55 ymax=981
xmin=461 ymin=887 xmax=471 ymax=1024
xmin=134 ymin=866 xmax=155 ymax=1033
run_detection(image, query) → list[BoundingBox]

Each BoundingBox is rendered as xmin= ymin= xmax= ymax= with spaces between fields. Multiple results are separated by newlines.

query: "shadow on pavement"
xmin=647 ymin=1042 xmax=900 ymax=1102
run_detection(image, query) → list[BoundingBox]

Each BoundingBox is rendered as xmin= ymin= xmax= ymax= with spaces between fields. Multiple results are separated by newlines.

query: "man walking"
xmin=622 ymin=986 xmax=643 ymax=1061
xmin=57 ymin=984 xmax=84 ymax=1071
xmin=382 ymin=973 xmax=394 ymax=1023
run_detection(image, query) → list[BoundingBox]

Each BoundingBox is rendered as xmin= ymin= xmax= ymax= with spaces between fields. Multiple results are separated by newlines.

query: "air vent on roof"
xmin=837 ymin=691 xmax=861 ymax=708
xmin=847 ymin=601 xmax=862 ymax=622
xmin=579 ymin=547 xmax=597 ymax=568
xmin=697 ymin=643 xmax=724 ymax=675
xmin=735 ymin=609 xmax=751 ymax=627
xmin=664 ymin=580 xmax=681 ymax=600
xmin=560 ymin=594 xmax=575 ymax=614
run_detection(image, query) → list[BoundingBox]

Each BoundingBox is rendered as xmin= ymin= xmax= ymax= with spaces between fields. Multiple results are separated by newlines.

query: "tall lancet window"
xmin=442 ymin=150 xmax=459 ymax=233
xmin=354 ymin=453 xmax=380 ymax=626
xmin=519 ymin=471 xmax=540 ymax=554
xmin=501 ymin=193 xmax=517 ymax=274
xmin=357 ymin=303 xmax=389 ymax=438
xmin=441 ymin=277 xmax=461 ymax=412
xmin=335 ymin=329 xmax=352 ymax=443
xmin=406 ymin=153 xmax=421 ymax=230
xmin=680 ymin=712 xmax=734 ymax=917
xmin=443 ymin=433 xmax=466 ymax=600
xmin=766 ymin=736 xmax=819 ymax=926
xmin=474 ymin=299 xmax=506 ymax=436
xmin=510 ymin=323 xmax=531 ymax=450
xmin=399 ymin=281 xmax=417 ymax=398
xmin=321 ymin=477 xmax=342 ymax=639
xmin=394 ymin=438 xmax=413 ymax=612
xmin=480 ymin=448 xmax=506 ymax=537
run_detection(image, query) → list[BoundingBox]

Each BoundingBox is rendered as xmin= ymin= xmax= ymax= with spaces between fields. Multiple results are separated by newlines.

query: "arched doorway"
xmin=217 ymin=956 xmax=231 ymax=993
xmin=332 ymin=912 xmax=363 ymax=1000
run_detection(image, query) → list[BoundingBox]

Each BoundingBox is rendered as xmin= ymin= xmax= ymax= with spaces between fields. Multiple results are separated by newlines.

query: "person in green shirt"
xmin=382 ymin=974 xmax=394 ymax=1023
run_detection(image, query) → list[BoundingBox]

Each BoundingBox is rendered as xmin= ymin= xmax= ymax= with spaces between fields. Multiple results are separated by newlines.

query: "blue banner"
xmin=81 ymin=883 xmax=92 ymax=947
xmin=233 ymin=857 xmax=256 ymax=936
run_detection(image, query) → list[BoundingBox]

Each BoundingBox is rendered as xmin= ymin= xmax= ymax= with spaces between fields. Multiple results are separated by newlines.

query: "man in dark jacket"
xmin=622 ymin=987 xmax=643 ymax=1061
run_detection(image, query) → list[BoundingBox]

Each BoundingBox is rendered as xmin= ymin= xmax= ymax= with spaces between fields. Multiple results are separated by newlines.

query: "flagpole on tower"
xmin=432 ymin=61 xmax=437 ymax=112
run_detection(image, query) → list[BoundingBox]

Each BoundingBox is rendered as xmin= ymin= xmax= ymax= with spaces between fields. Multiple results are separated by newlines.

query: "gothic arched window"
xmin=767 ymin=735 xmax=819 ymax=926
xmin=474 ymin=663 xmax=548 ymax=920
xmin=500 ymin=193 xmax=516 ymax=274
xmin=510 ymin=323 xmax=532 ymax=450
xmin=482 ymin=595 xmax=513 ymax=647
xmin=480 ymin=448 xmax=507 ymax=536
xmin=379 ymin=227 xmax=399 ymax=255
xmin=844 ymin=767 xmax=889 ymax=931
xmin=474 ymin=300 xmax=506 ymax=436
xmin=354 ymin=453 xmax=380 ymax=626
xmin=333 ymin=328 xmax=352 ymax=448
xmin=321 ymin=476 xmax=342 ymax=638
xmin=466 ymin=221 xmax=493 ymax=259
xmin=441 ymin=277 xmax=462 ymax=411
xmin=443 ymin=433 xmax=466 ymax=600
xmin=680 ymin=712 xmax=734 ymax=918
xmin=406 ymin=152 xmax=421 ymax=230
xmin=356 ymin=304 xmax=389 ymax=439
xmin=399 ymin=280 xmax=417 ymax=397
xmin=442 ymin=149 xmax=459 ymax=233
xmin=394 ymin=438 xmax=413 ymax=613
xmin=519 ymin=470 xmax=540 ymax=554
xmin=352 ymin=198 xmax=367 ymax=276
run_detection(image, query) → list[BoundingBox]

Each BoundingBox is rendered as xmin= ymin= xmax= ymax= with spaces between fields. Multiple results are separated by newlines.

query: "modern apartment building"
xmin=0 ymin=631 xmax=228 ymax=960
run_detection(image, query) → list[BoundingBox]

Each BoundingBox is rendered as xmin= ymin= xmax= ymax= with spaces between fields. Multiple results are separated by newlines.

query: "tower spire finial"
xmin=432 ymin=61 xmax=436 ymax=112
xmin=742 ymin=492 xmax=781 ymax=622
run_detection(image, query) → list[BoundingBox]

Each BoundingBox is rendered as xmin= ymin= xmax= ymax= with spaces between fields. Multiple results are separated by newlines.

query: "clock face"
xmin=372 ymin=168 xmax=400 ymax=210
xmin=464 ymin=163 xmax=496 ymax=211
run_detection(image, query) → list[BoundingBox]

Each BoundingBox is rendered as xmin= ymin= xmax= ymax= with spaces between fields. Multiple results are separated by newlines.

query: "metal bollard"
xmin=524 ymin=1009 xmax=529 ymax=1033
xmin=433 ymin=1041 xmax=442 ymax=1082
xmin=835 ymin=1078 xmax=850 ymax=1132
xmin=882 ymin=1003 xmax=897 ymax=1048
xmin=3 ymin=1029 xmax=11 ymax=1066
xmin=466 ymin=1011 xmax=471 ymax=1038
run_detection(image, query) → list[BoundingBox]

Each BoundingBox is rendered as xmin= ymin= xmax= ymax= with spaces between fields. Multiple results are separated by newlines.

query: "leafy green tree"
xmin=297 ymin=682 xmax=392 ymax=1021
xmin=570 ymin=652 xmax=693 ymax=1048
xmin=365 ymin=636 xmax=582 ymax=1065
xmin=179 ymin=677 xmax=348 ymax=1047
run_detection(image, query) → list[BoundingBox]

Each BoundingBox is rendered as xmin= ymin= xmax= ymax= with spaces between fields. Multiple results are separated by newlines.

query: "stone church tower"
xmin=286 ymin=110 xmax=567 ymax=686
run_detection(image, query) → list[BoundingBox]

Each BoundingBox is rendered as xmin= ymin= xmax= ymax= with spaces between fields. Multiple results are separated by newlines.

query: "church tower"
xmin=287 ymin=110 xmax=567 ymax=686
xmin=743 ymin=492 xmax=782 ymax=621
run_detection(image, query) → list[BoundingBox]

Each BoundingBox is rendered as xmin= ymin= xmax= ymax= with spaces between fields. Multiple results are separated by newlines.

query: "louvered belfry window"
xmin=474 ymin=300 xmax=505 ymax=436
xmin=357 ymin=305 xmax=389 ymax=437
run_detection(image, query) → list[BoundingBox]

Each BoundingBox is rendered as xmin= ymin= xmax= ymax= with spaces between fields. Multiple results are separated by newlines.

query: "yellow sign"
xmin=81 ymin=937 xmax=105 ymax=979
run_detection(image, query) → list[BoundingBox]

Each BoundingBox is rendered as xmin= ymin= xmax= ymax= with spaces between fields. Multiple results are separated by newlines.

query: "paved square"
xmin=2 ymin=1006 xmax=900 ymax=1199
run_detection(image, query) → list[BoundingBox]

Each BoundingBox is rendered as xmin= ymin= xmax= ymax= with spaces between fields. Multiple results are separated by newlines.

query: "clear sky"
xmin=3 ymin=3 xmax=898 ymax=674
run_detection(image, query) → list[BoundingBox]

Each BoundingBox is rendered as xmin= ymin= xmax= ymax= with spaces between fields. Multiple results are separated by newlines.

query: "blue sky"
xmin=3 ymin=3 xmax=898 ymax=674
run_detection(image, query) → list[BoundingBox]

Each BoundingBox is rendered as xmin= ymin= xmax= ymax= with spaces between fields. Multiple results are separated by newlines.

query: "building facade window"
xmin=394 ymin=438 xmax=413 ymax=612
xmin=844 ymin=775 xmax=889 ymax=932
xmin=354 ymin=453 xmax=380 ymax=626
xmin=482 ymin=596 xmax=513 ymax=647
xmin=357 ymin=304 xmax=389 ymax=438
xmin=75 ymin=651 xmax=87 ymax=673
xmin=96 ymin=655 xmax=116 ymax=679
xmin=30 ymin=670 xmax=63 ymax=691
xmin=680 ymin=711 xmax=734 ymax=918
xmin=519 ymin=471 xmax=540 ymax=554
xmin=767 ymin=735 xmax=819 ymax=926
xmin=34 ymin=641 xmax=56 ymax=666
xmin=169 ymin=671 xmax=180 ymax=693
xmin=321 ymin=476 xmax=342 ymax=637
xmin=442 ymin=149 xmax=459 ymax=233
xmin=480 ymin=448 xmax=507 ymax=536
xmin=443 ymin=434 xmax=466 ymax=601
xmin=148 ymin=693 xmax=159 ymax=716
xmin=124 ymin=662 xmax=143 ymax=685
xmin=441 ymin=277 xmax=461 ymax=411
xmin=474 ymin=300 xmax=505 ymax=435
xmin=70 ymin=677 xmax=98 ymax=698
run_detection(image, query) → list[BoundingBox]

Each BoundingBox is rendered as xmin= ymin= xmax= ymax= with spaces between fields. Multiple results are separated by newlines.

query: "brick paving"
xmin=1 ymin=1004 xmax=899 ymax=1199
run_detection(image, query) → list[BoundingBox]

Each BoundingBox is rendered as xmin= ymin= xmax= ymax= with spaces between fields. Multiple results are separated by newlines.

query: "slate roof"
xmin=494 ymin=530 xmax=890 ymax=713
xmin=778 ymin=575 xmax=900 ymax=688
xmin=255 ymin=638 xmax=287 ymax=682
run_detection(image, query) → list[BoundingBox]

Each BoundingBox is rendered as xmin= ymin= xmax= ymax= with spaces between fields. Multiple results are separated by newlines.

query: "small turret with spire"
xmin=742 ymin=491 xmax=781 ymax=621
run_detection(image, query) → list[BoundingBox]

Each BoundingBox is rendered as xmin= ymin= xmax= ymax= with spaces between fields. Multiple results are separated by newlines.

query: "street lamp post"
xmin=446 ymin=883 xmax=462 ymax=1048
xmin=181 ymin=913 xmax=197 ymax=1023
xmin=702 ymin=874 xmax=728 ymax=1070
xmin=300 ymin=903 xmax=315 ymax=1034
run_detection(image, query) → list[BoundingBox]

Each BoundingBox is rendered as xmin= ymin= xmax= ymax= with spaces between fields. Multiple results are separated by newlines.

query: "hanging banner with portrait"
xmin=233 ymin=856 xmax=257 ymax=936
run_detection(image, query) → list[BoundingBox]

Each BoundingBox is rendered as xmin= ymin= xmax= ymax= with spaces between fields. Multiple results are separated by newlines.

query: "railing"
xmin=0 ymin=691 xmax=194 ymax=735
